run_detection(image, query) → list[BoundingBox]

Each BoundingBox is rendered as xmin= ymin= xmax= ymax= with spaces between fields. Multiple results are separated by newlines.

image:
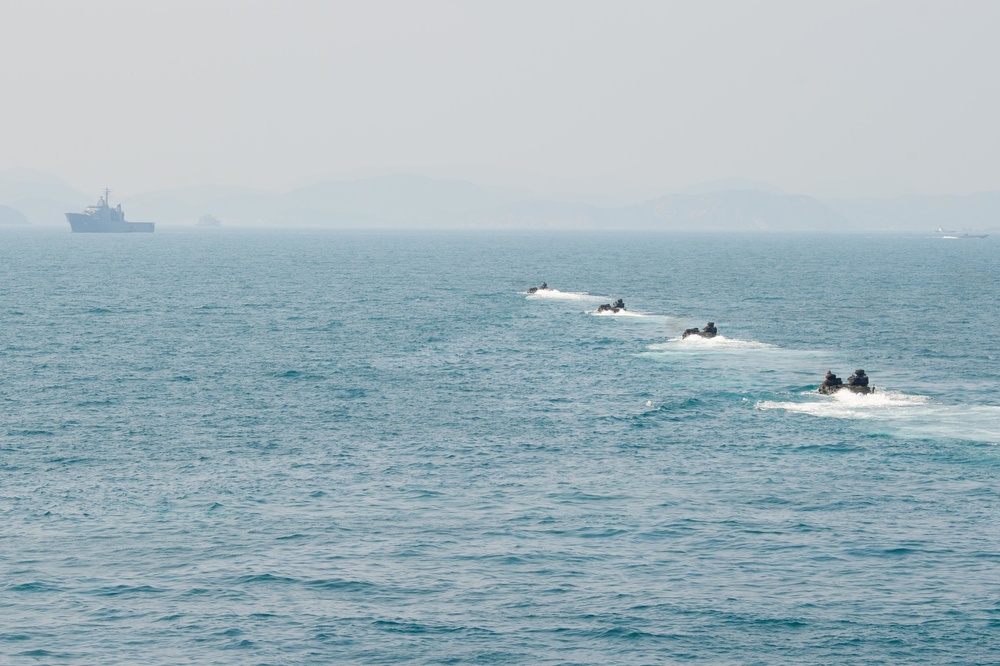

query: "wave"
xmin=525 ymin=288 xmax=605 ymax=301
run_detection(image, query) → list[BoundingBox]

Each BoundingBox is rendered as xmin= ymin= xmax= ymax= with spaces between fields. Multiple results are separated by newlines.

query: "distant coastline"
xmin=2 ymin=168 xmax=998 ymax=233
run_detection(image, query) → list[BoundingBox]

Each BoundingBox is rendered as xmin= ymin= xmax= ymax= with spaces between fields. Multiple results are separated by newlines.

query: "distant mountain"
xmin=0 ymin=204 xmax=29 ymax=225
xmin=121 ymin=174 xmax=527 ymax=226
xmin=618 ymin=190 xmax=851 ymax=232
xmin=0 ymin=168 xmax=91 ymax=225
xmin=123 ymin=186 xmax=275 ymax=225
xmin=5 ymin=167 xmax=1000 ymax=232
xmin=279 ymin=173 xmax=524 ymax=223
xmin=435 ymin=189 xmax=849 ymax=231
xmin=113 ymin=178 xmax=853 ymax=231
xmin=675 ymin=177 xmax=785 ymax=196
xmin=827 ymin=192 xmax=1000 ymax=232
xmin=0 ymin=166 xmax=81 ymax=192
xmin=447 ymin=200 xmax=607 ymax=229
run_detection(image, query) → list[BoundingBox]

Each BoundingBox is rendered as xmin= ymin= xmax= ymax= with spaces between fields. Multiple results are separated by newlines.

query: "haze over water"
xmin=2 ymin=228 xmax=997 ymax=663
xmin=4 ymin=2 xmax=1000 ymax=199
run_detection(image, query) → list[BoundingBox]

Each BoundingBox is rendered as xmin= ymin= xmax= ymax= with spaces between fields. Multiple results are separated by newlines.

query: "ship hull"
xmin=66 ymin=213 xmax=155 ymax=233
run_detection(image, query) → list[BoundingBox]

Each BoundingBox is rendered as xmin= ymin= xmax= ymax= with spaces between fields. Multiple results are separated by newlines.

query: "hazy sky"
xmin=2 ymin=0 xmax=998 ymax=197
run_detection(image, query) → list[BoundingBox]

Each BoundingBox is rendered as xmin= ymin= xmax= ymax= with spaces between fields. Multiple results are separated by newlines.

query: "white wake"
xmin=756 ymin=390 xmax=1000 ymax=443
xmin=525 ymin=288 xmax=605 ymax=301
xmin=647 ymin=334 xmax=775 ymax=351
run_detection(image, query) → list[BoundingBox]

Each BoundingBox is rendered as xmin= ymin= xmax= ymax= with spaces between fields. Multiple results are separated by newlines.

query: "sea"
xmin=1 ymin=227 xmax=998 ymax=664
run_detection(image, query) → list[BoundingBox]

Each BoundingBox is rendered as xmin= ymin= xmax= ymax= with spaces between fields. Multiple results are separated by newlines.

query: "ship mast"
xmin=103 ymin=188 xmax=111 ymax=206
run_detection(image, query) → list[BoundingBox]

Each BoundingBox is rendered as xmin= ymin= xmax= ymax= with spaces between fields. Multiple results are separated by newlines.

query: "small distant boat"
xmin=196 ymin=214 xmax=222 ymax=227
xmin=959 ymin=233 xmax=988 ymax=239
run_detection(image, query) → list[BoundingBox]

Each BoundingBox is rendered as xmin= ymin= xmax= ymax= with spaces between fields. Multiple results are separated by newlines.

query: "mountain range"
xmin=0 ymin=168 xmax=996 ymax=233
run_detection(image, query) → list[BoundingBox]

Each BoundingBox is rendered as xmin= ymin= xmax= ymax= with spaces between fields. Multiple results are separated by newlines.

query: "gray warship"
xmin=66 ymin=189 xmax=154 ymax=233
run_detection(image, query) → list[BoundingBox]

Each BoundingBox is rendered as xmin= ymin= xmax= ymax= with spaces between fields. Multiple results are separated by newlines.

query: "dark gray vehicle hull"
xmin=818 ymin=384 xmax=873 ymax=395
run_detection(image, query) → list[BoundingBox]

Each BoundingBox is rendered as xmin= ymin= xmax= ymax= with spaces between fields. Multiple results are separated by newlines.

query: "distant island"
xmin=0 ymin=203 xmax=29 ymax=225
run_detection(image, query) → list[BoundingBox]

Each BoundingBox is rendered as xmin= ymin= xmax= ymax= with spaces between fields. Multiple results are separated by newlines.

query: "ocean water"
xmin=1 ymin=228 xmax=998 ymax=664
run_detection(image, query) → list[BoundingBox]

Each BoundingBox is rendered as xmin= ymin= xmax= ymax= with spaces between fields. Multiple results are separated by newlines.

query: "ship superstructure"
xmin=66 ymin=189 xmax=154 ymax=233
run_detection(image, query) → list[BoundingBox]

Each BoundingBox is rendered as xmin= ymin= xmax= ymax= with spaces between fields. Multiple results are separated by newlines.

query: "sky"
xmin=1 ymin=0 xmax=999 ymax=199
